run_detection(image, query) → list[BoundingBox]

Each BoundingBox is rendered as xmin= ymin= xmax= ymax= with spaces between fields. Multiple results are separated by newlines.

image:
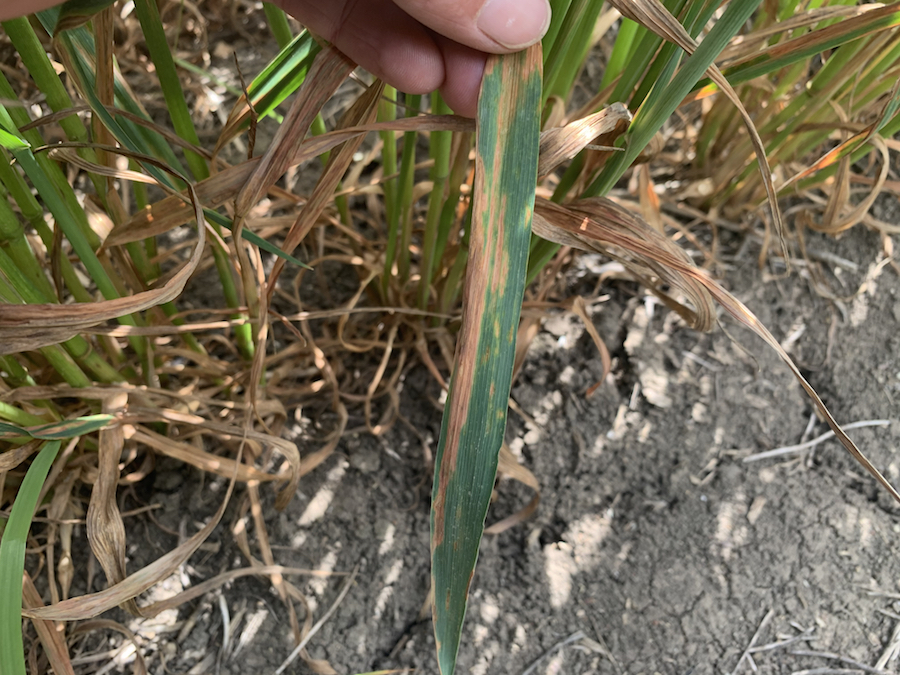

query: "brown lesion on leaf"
xmin=432 ymin=102 xmax=519 ymax=547
xmin=433 ymin=46 xmax=542 ymax=565
xmin=431 ymin=223 xmax=490 ymax=547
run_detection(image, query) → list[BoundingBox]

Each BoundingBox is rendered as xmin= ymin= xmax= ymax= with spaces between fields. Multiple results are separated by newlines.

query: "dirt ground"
xmin=25 ymin=10 xmax=900 ymax=675
xmin=102 ymin=190 xmax=900 ymax=675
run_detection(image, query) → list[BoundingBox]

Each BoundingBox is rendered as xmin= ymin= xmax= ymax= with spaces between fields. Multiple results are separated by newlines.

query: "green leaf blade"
xmin=0 ymin=414 xmax=115 ymax=440
xmin=586 ymin=0 xmax=765 ymax=198
xmin=431 ymin=46 xmax=542 ymax=675
xmin=248 ymin=30 xmax=321 ymax=122
xmin=0 ymin=440 xmax=62 ymax=675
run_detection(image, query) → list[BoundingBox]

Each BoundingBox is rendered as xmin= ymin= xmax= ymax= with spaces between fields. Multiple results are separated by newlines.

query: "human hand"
xmin=0 ymin=0 xmax=551 ymax=117
xmin=273 ymin=0 xmax=551 ymax=116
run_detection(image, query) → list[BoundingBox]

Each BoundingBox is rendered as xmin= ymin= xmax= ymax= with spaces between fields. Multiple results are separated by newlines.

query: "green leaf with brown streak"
xmin=430 ymin=45 xmax=542 ymax=675
xmin=54 ymin=0 xmax=117 ymax=32
xmin=0 ymin=414 xmax=114 ymax=440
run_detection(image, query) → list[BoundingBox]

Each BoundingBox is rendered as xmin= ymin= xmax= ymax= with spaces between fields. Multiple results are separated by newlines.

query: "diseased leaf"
xmin=54 ymin=0 xmax=117 ymax=32
xmin=0 ymin=414 xmax=115 ymax=440
xmin=431 ymin=45 xmax=542 ymax=675
xmin=532 ymin=199 xmax=900 ymax=505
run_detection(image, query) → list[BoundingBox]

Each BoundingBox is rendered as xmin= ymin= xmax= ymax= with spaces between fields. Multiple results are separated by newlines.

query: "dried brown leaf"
xmin=571 ymin=296 xmax=612 ymax=391
xmin=233 ymin=45 xmax=355 ymax=219
xmin=24 ymin=456 xmax=237 ymax=621
xmin=607 ymin=0 xmax=788 ymax=262
xmin=766 ymin=2 xmax=900 ymax=61
xmin=23 ymin=572 xmax=76 ymax=675
xmin=818 ymin=136 xmax=890 ymax=235
xmin=130 ymin=427 xmax=278 ymax=484
xmin=538 ymin=103 xmax=632 ymax=176
xmin=48 ymin=146 xmax=158 ymax=186
xmin=139 ymin=565 xmax=337 ymax=618
xmin=534 ymin=197 xmax=716 ymax=331
xmin=0 ymin=439 xmax=40 ymax=471
xmin=107 ymin=114 xmax=473 ymax=247
xmin=782 ymin=78 xmax=899 ymax=190
xmin=266 ymin=79 xmax=385 ymax=295
xmin=638 ymin=164 xmax=663 ymax=233
xmin=126 ymin=406 xmax=300 ymax=509
xmin=105 ymin=158 xmax=257 ymax=246
xmin=0 ymin=161 xmax=207 ymax=354
xmin=87 ymin=392 xmax=137 ymax=614
xmin=71 ymin=620 xmax=147 ymax=675
xmin=534 ymin=199 xmax=900 ymax=504
xmin=718 ymin=4 xmax=880 ymax=65
xmin=483 ymin=443 xmax=540 ymax=535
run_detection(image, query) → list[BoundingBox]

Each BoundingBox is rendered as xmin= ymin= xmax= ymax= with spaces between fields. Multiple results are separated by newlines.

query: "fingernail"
xmin=476 ymin=0 xmax=551 ymax=50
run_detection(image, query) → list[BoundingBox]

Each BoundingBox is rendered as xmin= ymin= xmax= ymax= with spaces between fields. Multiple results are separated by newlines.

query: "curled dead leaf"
xmin=532 ymin=198 xmax=900 ymax=504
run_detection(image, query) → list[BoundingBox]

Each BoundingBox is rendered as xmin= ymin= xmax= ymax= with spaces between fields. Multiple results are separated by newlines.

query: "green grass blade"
xmin=0 ymin=129 xmax=28 ymax=152
xmin=586 ymin=0 xmax=764 ymax=198
xmin=0 ymin=243 xmax=115 ymax=385
xmin=382 ymin=94 xmax=421 ymax=291
xmin=132 ymin=0 xmax=208 ymax=182
xmin=718 ymin=4 xmax=900 ymax=88
xmin=542 ymin=0 xmax=600 ymax=103
xmin=40 ymin=11 xmax=188 ymax=175
xmin=418 ymin=92 xmax=452 ymax=310
xmin=2 ymin=17 xmax=91 ymax=146
xmin=0 ymin=111 xmax=118 ymax=301
xmin=0 ymin=71 xmax=101 ymax=251
xmin=431 ymin=46 xmax=542 ymax=675
xmin=0 ymin=414 xmax=114 ymax=441
xmin=628 ymin=0 xmax=710 ymax=110
xmin=0 ymin=401 xmax=47 ymax=427
xmin=239 ymin=29 xmax=320 ymax=125
xmin=57 ymin=25 xmax=315 ymax=276
xmin=397 ymin=94 xmax=421 ymax=284
xmin=262 ymin=2 xmax=293 ymax=48
xmin=0 ymin=109 xmax=146 ymax=359
xmin=432 ymin=130 xmax=473 ymax=293
xmin=608 ymin=0 xmax=689 ymax=105
xmin=543 ymin=0 xmax=574 ymax=56
xmin=600 ymin=16 xmax=639 ymax=90
xmin=0 ymin=440 xmax=62 ymax=675
xmin=548 ymin=0 xmax=603 ymax=103
xmin=52 ymin=29 xmax=261 ymax=357
xmin=874 ymin=80 xmax=900 ymax=135
xmin=378 ymin=87 xmax=398 ymax=296
xmin=204 ymin=210 xmax=311 ymax=270
xmin=526 ymin=236 xmax=562 ymax=285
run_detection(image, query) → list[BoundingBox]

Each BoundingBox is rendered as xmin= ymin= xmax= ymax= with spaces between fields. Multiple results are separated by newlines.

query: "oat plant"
xmin=1 ymin=0 xmax=899 ymax=674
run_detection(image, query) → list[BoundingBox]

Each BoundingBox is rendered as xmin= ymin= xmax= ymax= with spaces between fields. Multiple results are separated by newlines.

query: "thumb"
xmin=393 ymin=0 xmax=551 ymax=52
xmin=0 ymin=0 xmax=64 ymax=21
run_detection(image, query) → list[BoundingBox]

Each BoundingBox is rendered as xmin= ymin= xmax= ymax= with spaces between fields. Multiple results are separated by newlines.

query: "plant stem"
xmin=397 ymin=94 xmax=421 ymax=284
xmin=263 ymin=3 xmax=294 ymax=48
xmin=379 ymin=86 xmax=399 ymax=297
xmin=418 ymin=93 xmax=452 ymax=310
